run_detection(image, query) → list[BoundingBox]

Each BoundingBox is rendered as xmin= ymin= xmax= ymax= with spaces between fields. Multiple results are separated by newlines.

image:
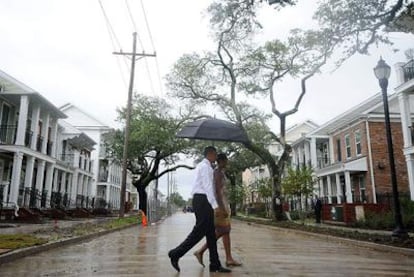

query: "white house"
xmin=0 ymin=70 xmax=94 ymax=211
xmin=242 ymin=120 xmax=319 ymax=203
xmin=59 ymin=103 xmax=137 ymax=209
xmin=396 ymin=58 xmax=414 ymax=200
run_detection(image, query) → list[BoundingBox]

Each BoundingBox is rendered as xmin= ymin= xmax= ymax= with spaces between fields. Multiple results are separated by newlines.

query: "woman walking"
xmin=193 ymin=153 xmax=242 ymax=267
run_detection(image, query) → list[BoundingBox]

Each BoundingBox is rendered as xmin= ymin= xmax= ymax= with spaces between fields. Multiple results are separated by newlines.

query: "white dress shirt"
xmin=191 ymin=158 xmax=218 ymax=209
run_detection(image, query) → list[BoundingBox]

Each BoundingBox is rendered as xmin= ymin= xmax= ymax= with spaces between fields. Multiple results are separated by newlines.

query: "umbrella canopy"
xmin=176 ymin=118 xmax=249 ymax=144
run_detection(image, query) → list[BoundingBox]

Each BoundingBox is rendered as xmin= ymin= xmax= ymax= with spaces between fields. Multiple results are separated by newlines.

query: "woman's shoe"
xmin=226 ymin=260 xmax=242 ymax=267
xmin=193 ymin=251 xmax=205 ymax=267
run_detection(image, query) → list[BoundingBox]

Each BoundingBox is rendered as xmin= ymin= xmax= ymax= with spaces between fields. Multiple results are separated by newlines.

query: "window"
xmin=355 ymin=130 xmax=362 ymax=156
xmin=345 ymin=134 xmax=351 ymax=158
xmin=336 ymin=139 xmax=342 ymax=162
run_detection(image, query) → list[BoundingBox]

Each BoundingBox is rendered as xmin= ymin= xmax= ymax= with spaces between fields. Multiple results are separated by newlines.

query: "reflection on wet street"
xmin=1 ymin=213 xmax=414 ymax=276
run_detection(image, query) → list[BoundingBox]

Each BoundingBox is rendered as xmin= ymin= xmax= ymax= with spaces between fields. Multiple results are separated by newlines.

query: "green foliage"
xmin=256 ymin=177 xmax=273 ymax=199
xmin=104 ymin=94 xmax=194 ymax=189
xmin=168 ymin=192 xmax=187 ymax=207
xmin=228 ymin=181 xmax=246 ymax=206
xmin=282 ymin=166 xmax=315 ymax=198
xmin=355 ymin=210 xmax=395 ymax=230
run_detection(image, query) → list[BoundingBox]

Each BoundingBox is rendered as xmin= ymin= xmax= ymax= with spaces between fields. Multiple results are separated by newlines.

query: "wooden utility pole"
xmin=113 ymin=32 xmax=156 ymax=217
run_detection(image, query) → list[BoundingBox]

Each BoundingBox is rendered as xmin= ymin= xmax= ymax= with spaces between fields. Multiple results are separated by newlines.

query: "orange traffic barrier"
xmin=139 ymin=210 xmax=148 ymax=227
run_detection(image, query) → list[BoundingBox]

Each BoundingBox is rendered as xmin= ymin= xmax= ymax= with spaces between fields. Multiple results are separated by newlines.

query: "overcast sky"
xmin=1 ymin=0 xmax=413 ymax=200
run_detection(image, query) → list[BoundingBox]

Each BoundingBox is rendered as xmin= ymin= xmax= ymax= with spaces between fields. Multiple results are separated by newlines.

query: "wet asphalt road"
xmin=1 ymin=213 xmax=414 ymax=276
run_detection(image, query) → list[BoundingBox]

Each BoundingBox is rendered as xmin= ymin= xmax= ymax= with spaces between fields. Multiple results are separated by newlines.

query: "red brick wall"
xmin=331 ymin=122 xmax=374 ymax=202
xmin=368 ymin=121 xmax=409 ymax=195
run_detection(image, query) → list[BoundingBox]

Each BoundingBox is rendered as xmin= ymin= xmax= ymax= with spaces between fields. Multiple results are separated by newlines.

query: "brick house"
xmin=291 ymin=93 xmax=412 ymax=223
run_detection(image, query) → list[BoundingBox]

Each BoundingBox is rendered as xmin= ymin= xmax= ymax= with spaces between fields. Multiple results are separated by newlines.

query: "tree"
xmin=105 ymin=94 xmax=194 ymax=215
xmin=167 ymin=0 xmax=331 ymax=220
xmin=281 ymin=166 xmax=316 ymax=216
xmin=168 ymin=192 xmax=187 ymax=207
xmin=255 ymin=177 xmax=273 ymax=217
xmin=314 ymin=0 xmax=413 ymax=66
xmin=224 ymin=143 xmax=263 ymax=215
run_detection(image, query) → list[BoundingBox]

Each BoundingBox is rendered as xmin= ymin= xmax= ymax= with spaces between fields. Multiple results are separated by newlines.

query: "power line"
xmin=98 ymin=0 xmax=122 ymax=50
xmin=124 ymin=0 xmax=157 ymax=96
xmin=140 ymin=0 xmax=155 ymax=51
xmin=139 ymin=0 xmax=164 ymax=95
xmin=98 ymin=0 xmax=129 ymax=88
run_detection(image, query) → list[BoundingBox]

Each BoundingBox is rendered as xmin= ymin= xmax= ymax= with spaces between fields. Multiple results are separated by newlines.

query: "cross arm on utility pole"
xmin=113 ymin=51 xmax=156 ymax=57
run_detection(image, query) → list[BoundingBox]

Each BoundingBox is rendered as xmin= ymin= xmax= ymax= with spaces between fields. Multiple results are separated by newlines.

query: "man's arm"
xmin=201 ymin=163 xmax=218 ymax=209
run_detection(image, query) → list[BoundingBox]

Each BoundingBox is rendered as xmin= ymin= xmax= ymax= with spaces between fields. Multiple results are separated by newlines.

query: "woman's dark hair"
xmin=217 ymin=153 xmax=228 ymax=162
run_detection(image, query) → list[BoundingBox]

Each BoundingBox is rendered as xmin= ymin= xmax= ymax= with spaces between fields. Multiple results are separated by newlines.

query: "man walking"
xmin=168 ymin=146 xmax=231 ymax=273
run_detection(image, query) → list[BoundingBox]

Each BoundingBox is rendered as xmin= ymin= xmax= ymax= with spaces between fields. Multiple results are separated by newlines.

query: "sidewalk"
xmin=0 ymin=213 xmax=140 ymax=263
xmin=237 ymin=214 xmax=414 ymax=238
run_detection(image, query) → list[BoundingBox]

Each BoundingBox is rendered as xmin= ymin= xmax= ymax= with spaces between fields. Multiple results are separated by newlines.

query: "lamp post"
xmin=373 ymin=57 xmax=408 ymax=239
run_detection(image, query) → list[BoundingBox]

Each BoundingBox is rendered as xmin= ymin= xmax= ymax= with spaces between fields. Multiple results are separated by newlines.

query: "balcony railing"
xmin=58 ymin=154 xmax=75 ymax=167
xmin=0 ymin=125 xmax=16 ymax=144
xmin=317 ymin=157 xmax=332 ymax=169
xmin=403 ymin=60 xmax=414 ymax=82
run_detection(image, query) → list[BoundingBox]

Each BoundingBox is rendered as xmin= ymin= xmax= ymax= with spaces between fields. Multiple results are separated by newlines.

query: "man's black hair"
xmin=204 ymin=146 xmax=217 ymax=157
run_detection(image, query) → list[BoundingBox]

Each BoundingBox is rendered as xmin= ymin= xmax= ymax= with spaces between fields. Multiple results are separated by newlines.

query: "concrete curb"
xmin=0 ymin=222 xmax=138 ymax=265
xmin=235 ymin=219 xmax=414 ymax=257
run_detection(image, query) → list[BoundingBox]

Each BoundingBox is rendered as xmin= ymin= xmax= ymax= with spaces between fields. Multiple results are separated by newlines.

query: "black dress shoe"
xmin=168 ymin=250 xmax=180 ymax=272
xmin=210 ymin=266 xmax=232 ymax=273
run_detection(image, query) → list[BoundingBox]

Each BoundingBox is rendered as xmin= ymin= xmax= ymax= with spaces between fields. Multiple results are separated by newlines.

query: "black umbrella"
xmin=176 ymin=118 xmax=249 ymax=144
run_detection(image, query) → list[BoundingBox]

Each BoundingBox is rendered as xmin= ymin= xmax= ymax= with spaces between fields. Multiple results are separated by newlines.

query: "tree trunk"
xmin=269 ymin=166 xmax=284 ymax=221
xmin=137 ymin=185 xmax=148 ymax=216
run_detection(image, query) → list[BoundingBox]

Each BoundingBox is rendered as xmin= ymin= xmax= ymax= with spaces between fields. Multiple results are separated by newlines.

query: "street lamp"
xmin=373 ymin=57 xmax=408 ymax=239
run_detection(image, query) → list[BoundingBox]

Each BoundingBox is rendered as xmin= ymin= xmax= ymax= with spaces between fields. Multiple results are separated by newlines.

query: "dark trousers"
xmin=315 ymin=209 xmax=322 ymax=223
xmin=170 ymin=194 xmax=220 ymax=268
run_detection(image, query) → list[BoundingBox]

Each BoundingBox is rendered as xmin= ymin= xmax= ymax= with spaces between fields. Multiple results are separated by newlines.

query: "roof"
xmin=60 ymin=103 xmax=111 ymax=130
xmin=0 ymin=69 xmax=66 ymax=118
xmin=308 ymin=93 xmax=387 ymax=136
xmin=58 ymin=119 xmax=96 ymax=150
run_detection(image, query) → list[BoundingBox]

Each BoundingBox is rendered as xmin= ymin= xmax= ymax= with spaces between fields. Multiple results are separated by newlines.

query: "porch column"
xmin=9 ymin=152 xmax=24 ymax=205
xmin=24 ymin=156 xmax=35 ymax=189
xmin=35 ymin=161 xmax=45 ymax=207
xmin=336 ymin=174 xmax=342 ymax=204
xmin=15 ymin=96 xmax=29 ymax=146
xmin=71 ymin=172 xmax=78 ymax=206
xmin=398 ymin=93 xmax=412 ymax=148
xmin=52 ymin=169 xmax=59 ymax=192
xmin=406 ymin=155 xmax=414 ymax=201
xmin=50 ymin=119 xmax=58 ymax=158
xmin=45 ymin=163 xmax=54 ymax=208
xmin=345 ymin=171 xmax=353 ymax=203
xmin=61 ymin=173 xmax=67 ymax=193
xmin=327 ymin=175 xmax=333 ymax=204
xmin=105 ymin=184 xmax=110 ymax=205
xmin=30 ymin=105 xmax=40 ymax=150
xmin=310 ymin=137 xmax=317 ymax=169
xmin=41 ymin=113 xmax=50 ymax=154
